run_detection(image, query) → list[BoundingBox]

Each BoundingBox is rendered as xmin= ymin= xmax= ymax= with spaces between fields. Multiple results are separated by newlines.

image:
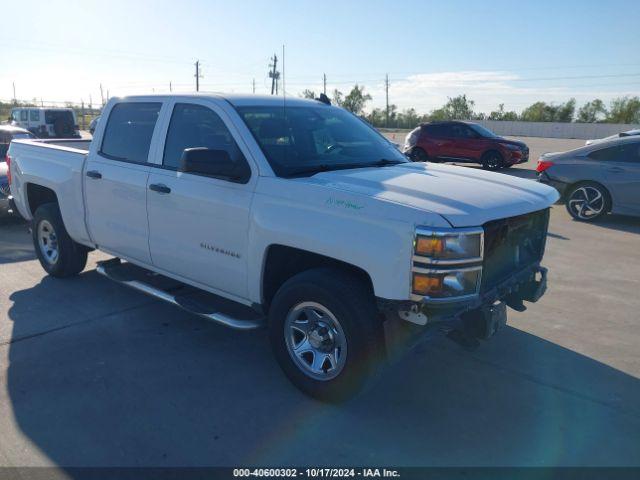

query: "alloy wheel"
xmin=567 ymin=186 xmax=605 ymax=220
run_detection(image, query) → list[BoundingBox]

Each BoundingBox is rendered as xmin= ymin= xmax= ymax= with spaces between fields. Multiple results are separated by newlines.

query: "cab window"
xmin=29 ymin=110 xmax=40 ymax=122
xmin=162 ymin=103 xmax=250 ymax=178
xmin=100 ymin=102 xmax=162 ymax=163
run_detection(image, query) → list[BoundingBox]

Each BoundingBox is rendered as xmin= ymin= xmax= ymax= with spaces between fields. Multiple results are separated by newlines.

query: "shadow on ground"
xmin=5 ymin=273 xmax=640 ymax=469
xmin=0 ymin=220 xmax=34 ymax=265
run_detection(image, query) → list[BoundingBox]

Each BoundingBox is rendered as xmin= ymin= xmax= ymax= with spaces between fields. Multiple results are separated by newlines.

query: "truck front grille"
xmin=481 ymin=209 xmax=549 ymax=292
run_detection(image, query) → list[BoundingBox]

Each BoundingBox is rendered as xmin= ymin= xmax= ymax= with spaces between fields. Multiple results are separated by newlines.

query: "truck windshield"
xmin=236 ymin=105 xmax=407 ymax=177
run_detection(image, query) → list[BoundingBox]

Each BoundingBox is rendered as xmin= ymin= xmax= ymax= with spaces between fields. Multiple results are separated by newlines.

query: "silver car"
xmin=537 ymin=136 xmax=640 ymax=221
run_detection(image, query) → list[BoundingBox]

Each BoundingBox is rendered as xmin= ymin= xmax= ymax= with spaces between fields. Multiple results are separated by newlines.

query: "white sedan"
xmin=586 ymin=128 xmax=640 ymax=145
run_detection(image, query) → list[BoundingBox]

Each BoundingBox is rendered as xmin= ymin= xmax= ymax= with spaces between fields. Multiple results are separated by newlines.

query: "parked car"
xmin=8 ymin=94 xmax=557 ymax=401
xmin=585 ymin=129 xmax=640 ymax=146
xmin=1 ymin=126 xmax=36 ymax=216
xmin=89 ymin=116 xmax=101 ymax=135
xmin=403 ymin=121 xmax=529 ymax=170
xmin=537 ymin=136 xmax=640 ymax=221
xmin=9 ymin=107 xmax=80 ymax=138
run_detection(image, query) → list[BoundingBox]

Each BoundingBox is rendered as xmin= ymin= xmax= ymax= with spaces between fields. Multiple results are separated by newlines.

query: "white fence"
xmin=472 ymin=120 xmax=639 ymax=140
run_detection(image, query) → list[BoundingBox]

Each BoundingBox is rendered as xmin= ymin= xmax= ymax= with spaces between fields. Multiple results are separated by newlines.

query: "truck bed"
xmin=8 ymin=138 xmax=92 ymax=245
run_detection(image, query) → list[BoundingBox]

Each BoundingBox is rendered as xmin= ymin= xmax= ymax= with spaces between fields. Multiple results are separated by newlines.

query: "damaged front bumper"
xmin=379 ymin=263 xmax=548 ymax=354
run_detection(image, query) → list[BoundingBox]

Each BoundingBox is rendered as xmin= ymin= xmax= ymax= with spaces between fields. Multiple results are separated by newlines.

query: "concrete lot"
xmin=0 ymin=138 xmax=639 ymax=469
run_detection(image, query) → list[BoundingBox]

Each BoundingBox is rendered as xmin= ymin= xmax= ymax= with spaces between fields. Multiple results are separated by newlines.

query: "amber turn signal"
xmin=412 ymin=273 xmax=443 ymax=296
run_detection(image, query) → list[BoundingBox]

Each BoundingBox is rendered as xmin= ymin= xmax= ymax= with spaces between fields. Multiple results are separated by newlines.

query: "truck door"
xmin=146 ymin=100 xmax=255 ymax=301
xmin=84 ymin=101 xmax=163 ymax=264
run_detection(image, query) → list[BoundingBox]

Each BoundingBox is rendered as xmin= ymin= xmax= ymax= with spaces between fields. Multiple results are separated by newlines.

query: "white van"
xmin=9 ymin=107 xmax=80 ymax=138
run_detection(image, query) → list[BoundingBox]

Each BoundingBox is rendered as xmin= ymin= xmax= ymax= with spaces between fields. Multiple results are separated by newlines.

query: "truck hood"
xmin=304 ymin=162 xmax=559 ymax=227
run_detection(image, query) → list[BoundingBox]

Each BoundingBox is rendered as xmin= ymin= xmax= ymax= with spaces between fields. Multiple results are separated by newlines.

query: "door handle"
xmin=149 ymin=183 xmax=171 ymax=194
xmin=86 ymin=170 xmax=102 ymax=179
xmin=607 ymin=167 xmax=624 ymax=173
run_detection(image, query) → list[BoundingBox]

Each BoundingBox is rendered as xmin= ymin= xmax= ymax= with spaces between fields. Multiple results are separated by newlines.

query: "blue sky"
xmin=1 ymin=0 xmax=638 ymax=113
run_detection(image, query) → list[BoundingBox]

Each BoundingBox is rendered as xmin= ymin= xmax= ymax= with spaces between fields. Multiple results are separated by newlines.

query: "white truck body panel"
xmin=8 ymin=93 xmax=559 ymax=307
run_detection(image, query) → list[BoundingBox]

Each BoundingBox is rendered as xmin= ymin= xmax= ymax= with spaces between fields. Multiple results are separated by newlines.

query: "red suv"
xmin=403 ymin=121 xmax=529 ymax=170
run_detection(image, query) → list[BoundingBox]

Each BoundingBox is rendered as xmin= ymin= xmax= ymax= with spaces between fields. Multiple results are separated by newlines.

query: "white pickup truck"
xmin=7 ymin=94 xmax=558 ymax=401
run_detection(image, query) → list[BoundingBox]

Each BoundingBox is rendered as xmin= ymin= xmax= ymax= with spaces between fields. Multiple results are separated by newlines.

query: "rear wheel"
xmin=410 ymin=147 xmax=430 ymax=163
xmin=33 ymin=203 xmax=88 ymax=277
xmin=565 ymin=182 xmax=610 ymax=221
xmin=482 ymin=151 xmax=504 ymax=170
xmin=268 ymin=268 xmax=384 ymax=402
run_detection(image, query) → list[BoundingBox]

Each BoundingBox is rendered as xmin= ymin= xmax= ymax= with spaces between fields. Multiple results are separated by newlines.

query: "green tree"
xmin=366 ymin=108 xmax=385 ymax=127
xmin=577 ymin=99 xmax=607 ymax=123
xmin=488 ymin=103 xmax=518 ymax=121
xmin=520 ymin=99 xmax=575 ymax=122
xmin=556 ymin=98 xmax=576 ymax=122
xmin=426 ymin=95 xmax=476 ymax=121
xmin=341 ymin=84 xmax=372 ymax=115
xmin=300 ymin=89 xmax=316 ymax=99
xmin=331 ymin=89 xmax=343 ymax=107
xmin=606 ymin=96 xmax=640 ymax=124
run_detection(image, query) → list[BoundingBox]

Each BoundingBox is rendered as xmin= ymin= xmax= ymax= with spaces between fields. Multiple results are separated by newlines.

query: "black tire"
xmin=481 ymin=151 xmax=504 ymax=171
xmin=410 ymin=147 xmax=430 ymax=163
xmin=32 ymin=203 xmax=88 ymax=277
xmin=268 ymin=267 xmax=384 ymax=402
xmin=565 ymin=182 xmax=610 ymax=222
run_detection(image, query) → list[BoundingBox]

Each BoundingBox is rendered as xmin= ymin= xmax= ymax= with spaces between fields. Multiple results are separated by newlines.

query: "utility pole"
xmin=12 ymin=81 xmax=16 ymax=104
xmin=169 ymin=81 xmax=172 ymax=92
xmin=269 ymin=54 xmax=279 ymax=95
xmin=385 ymin=73 xmax=390 ymax=128
xmin=194 ymin=60 xmax=202 ymax=91
xmin=81 ymin=100 xmax=86 ymax=130
xmin=323 ymin=73 xmax=327 ymax=95
xmin=252 ymin=78 xmax=256 ymax=94
xmin=99 ymin=84 xmax=104 ymax=107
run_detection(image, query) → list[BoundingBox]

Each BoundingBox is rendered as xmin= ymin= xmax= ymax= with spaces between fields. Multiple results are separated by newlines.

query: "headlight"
xmin=411 ymin=227 xmax=484 ymax=302
xmin=414 ymin=228 xmax=483 ymax=263
xmin=412 ymin=267 xmax=481 ymax=298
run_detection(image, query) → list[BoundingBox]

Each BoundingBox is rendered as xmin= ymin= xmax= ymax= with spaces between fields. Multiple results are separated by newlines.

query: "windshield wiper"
xmin=284 ymin=159 xmax=406 ymax=178
xmin=366 ymin=158 xmax=407 ymax=166
xmin=285 ymin=163 xmax=374 ymax=178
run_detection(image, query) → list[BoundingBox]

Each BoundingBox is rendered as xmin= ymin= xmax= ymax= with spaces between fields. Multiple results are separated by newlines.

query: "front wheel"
xmin=565 ymin=183 xmax=610 ymax=221
xmin=268 ymin=268 xmax=384 ymax=402
xmin=482 ymin=151 xmax=504 ymax=170
xmin=32 ymin=203 xmax=88 ymax=277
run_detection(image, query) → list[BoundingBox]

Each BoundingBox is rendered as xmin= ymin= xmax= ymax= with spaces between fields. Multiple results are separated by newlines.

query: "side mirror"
xmin=178 ymin=147 xmax=249 ymax=182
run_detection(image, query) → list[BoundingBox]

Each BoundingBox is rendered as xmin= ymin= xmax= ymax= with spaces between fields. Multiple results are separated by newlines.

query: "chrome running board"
xmin=96 ymin=259 xmax=264 ymax=331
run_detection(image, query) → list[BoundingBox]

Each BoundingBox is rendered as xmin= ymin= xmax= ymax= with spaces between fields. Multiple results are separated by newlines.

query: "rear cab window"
xmin=100 ymin=102 xmax=162 ymax=163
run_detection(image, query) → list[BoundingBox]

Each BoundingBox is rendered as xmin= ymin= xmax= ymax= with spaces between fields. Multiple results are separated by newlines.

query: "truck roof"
xmin=113 ymin=93 xmax=327 ymax=108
